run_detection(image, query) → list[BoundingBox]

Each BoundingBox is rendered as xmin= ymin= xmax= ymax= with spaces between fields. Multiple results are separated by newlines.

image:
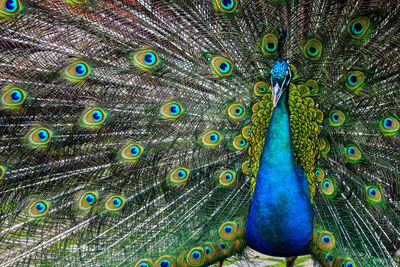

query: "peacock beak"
xmin=272 ymin=83 xmax=284 ymax=107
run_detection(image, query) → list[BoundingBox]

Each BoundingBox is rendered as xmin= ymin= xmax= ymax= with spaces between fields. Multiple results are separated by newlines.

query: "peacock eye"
xmin=348 ymin=16 xmax=370 ymax=38
xmin=211 ymin=56 xmax=233 ymax=77
xmin=186 ymin=248 xmax=205 ymax=266
xmin=322 ymin=235 xmax=331 ymax=244
xmin=365 ymin=185 xmax=383 ymax=205
xmin=323 ymin=181 xmax=330 ymax=189
xmin=379 ymin=115 xmax=399 ymax=135
xmin=120 ymin=143 xmax=143 ymax=161
xmin=169 ymin=167 xmax=190 ymax=185
xmin=315 ymin=168 xmax=325 ymax=182
xmin=213 ymin=0 xmax=237 ymax=13
xmin=27 ymin=127 xmax=52 ymax=146
xmin=242 ymin=160 xmax=250 ymax=175
xmin=262 ymin=34 xmax=279 ymax=55
xmin=345 ymin=143 xmax=363 ymax=162
xmin=28 ymin=200 xmax=50 ymax=217
xmin=321 ymin=178 xmax=336 ymax=197
xmin=79 ymin=192 xmax=98 ymax=210
xmin=201 ymin=130 xmax=222 ymax=148
xmin=241 ymin=126 xmax=251 ymax=140
xmin=1 ymin=87 xmax=27 ymax=107
xmin=160 ymin=101 xmax=183 ymax=120
xmin=345 ymin=71 xmax=365 ymax=93
xmin=325 ymin=253 xmax=334 ymax=262
xmin=227 ymin=103 xmax=245 ymax=120
xmin=81 ymin=107 xmax=107 ymax=127
xmin=254 ymin=81 xmax=269 ymax=96
xmin=131 ymin=48 xmax=160 ymax=70
xmin=1 ymin=0 xmax=21 ymax=16
xmin=160 ymin=260 xmax=170 ymax=267
xmin=105 ymin=195 xmax=125 ymax=211
xmin=204 ymin=246 xmax=211 ymax=254
xmin=232 ymin=135 xmax=248 ymax=150
xmin=303 ymin=38 xmax=323 ymax=60
xmin=218 ymin=170 xmax=236 ymax=186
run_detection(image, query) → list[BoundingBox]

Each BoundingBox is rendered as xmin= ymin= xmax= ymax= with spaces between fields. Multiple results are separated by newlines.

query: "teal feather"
xmin=0 ymin=1 xmax=399 ymax=266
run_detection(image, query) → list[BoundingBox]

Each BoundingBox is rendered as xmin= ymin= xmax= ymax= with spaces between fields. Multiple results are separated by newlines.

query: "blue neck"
xmin=245 ymin=90 xmax=313 ymax=256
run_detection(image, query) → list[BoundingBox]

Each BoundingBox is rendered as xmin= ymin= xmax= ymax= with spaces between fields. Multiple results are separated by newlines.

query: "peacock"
xmin=0 ymin=0 xmax=399 ymax=266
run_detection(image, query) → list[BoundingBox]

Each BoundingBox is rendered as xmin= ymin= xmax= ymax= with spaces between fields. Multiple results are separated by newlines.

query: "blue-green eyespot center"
xmin=5 ymin=0 xmax=18 ymax=13
xmin=92 ymin=110 xmax=103 ymax=122
xmin=219 ymin=62 xmax=230 ymax=73
xmin=383 ymin=118 xmax=392 ymax=129
xmin=323 ymin=181 xmax=330 ymax=189
xmin=347 ymin=74 xmax=358 ymax=85
xmin=160 ymin=260 xmax=170 ymax=267
xmin=259 ymin=87 xmax=266 ymax=93
xmin=347 ymin=146 xmax=355 ymax=156
xmin=205 ymin=246 xmax=212 ymax=254
xmin=144 ymin=52 xmax=156 ymax=65
xmin=36 ymin=202 xmax=46 ymax=213
xmin=130 ymin=145 xmax=140 ymax=156
xmin=170 ymin=104 xmax=180 ymax=115
xmin=224 ymin=225 xmax=233 ymax=233
xmin=307 ymin=46 xmax=318 ymax=56
xmin=112 ymin=197 xmax=122 ymax=207
xmin=10 ymin=89 xmax=22 ymax=102
xmin=139 ymin=263 xmax=149 ymax=267
xmin=85 ymin=193 xmax=96 ymax=204
xmin=210 ymin=133 xmax=219 ymax=143
xmin=177 ymin=170 xmax=186 ymax=179
xmin=315 ymin=170 xmax=320 ymax=176
xmin=346 ymin=262 xmax=354 ymax=267
xmin=221 ymin=0 xmax=234 ymax=9
xmin=38 ymin=130 xmax=49 ymax=141
xmin=322 ymin=235 xmax=331 ymax=244
xmin=331 ymin=113 xmax=339 ymax=122
xmin=192 ymin=250 xmax=201 ymax=259
xmin=235 ymin=107 xmax=243 ymax=115
xmin=351 ymin=21 xmax=364 ymax=34
xmin=266 ymin=42 xmax=276 ymax=52
xmin=368 ymin=187 xmax=377 ymax=197
xmin=75 ymin=63 xmax=88 ymax=76
xmin=225 ymin=172 xmax=233 ymax=181
xmin=325 ymin=253 xmax=333 ymax=262
xmin=239 ymin=139 xmax=246 ymax=146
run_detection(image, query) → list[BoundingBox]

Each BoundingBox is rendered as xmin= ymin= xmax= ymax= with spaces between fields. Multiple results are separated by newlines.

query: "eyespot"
xmin=1 ymin=87 xmax=26 ymax=108
xmin=379 ymin=115 xmax=399 ymax=135
xmin=168 ymin=167 xmax=190 ymax=185
xmin=0 ymin=165 xmax=6 ymax=179
xmin=306 ymin=79 xmax=319 ymax=94
xmin=254 ymin=81 xmax=269 ymax=96
xmin=131 ymin=48 xmax=160 ymax=70
xmin=81 ymin=107 xmax=107 ymax=127
xmin=232 ymin=135 xmax=247 ymax=150
xmin=348 ymin=16 xmax=370 ymax=39
xmin=201 ymin=130 xmax=222 ymax=148
xmin=365 ymin=185 xmax=383 ymax=205
xmin=317 ymin=231 xmax=335 ymax=250
xmin=120 ymin=143 xmax=143 ymax=161
xmin=63 ymin=60 xmax=91 ymax=81
xmin=218 ymin=170 xmax=236 ymax=186
xmin=329 ymin=110 xmax=345 ymax=127
xmin=345 ymin=70 xmax=365 ymax=93
xmin=315 ymin=168 xmax=325 ymax=182
xmin=321 ymin=178 xmax=336 ymax=197
xmin=28 ymin=200 xmax=49 ymax=217
xmin=241 ymin=126 xmax=251 ymax=140
xmin=27 ymin=127 xmax=52 ymax=146
xmin=204 ymin=246 xmax=212 ymax=254
xmin=213 ymin=0 xmax=237 ymax=13
xmin=78 ymin=192 xmax=98 ymax=211
xmin=303 ymin=39 xmax=323 ymax=60
xmin=135 ymin=259 xmax=153 ymax=267
xmin=345 ymin=143 xmax=362 ymax=163
xmin=219 ymin=241 xmax=229 ymax=250
xmin=105 ymin=195 xmax=125 ymax=211
xmin=0 ymin=0 xmax=21 ymax=16
xmin=261 ymin=34 xmax=278 ymax=55
xmin=186 ymin=248 xmax=205 ymax=266
xmin=242 ymin=160 xmax=250 ymax=175
xmin=227 ymin=103 xmax=245 ymax=120
xmin=342 ymin=258 xmax=356 ymax=267
xmin=160 ymin=101 xmax=183 ymax=120
xmin=325 ymin=252 xmax=334 ymax=263
xmin=211 ymin=56 xmax=233 ymax=77
xmin=319 ymin=137 xmax=330 ymax=155
xmin=218 ymin=222 xmax=238 ymax=241
xmin=155 ymin=256 xmax=175 ymax=267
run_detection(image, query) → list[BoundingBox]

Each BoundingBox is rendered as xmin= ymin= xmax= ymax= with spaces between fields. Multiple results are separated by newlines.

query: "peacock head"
xmin=270 ymin=60 xmax=292 ymax=107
